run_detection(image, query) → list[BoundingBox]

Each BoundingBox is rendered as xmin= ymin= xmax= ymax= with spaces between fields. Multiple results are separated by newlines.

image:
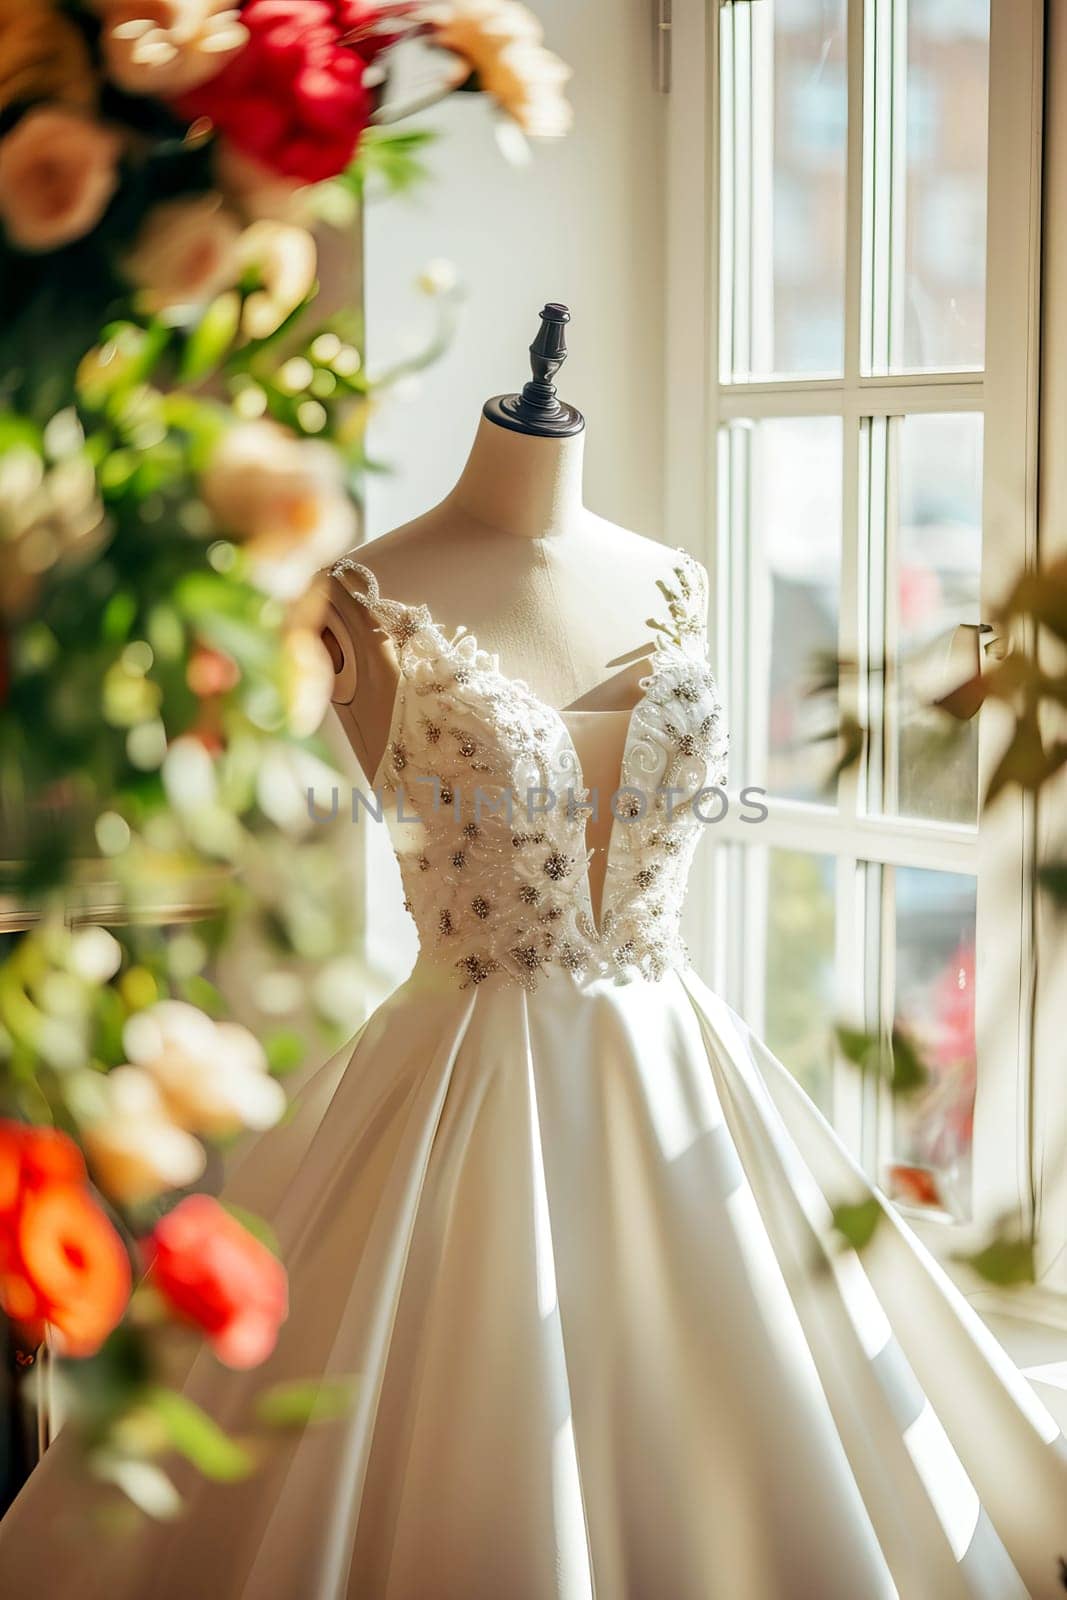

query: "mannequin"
xmin=322 ymin=305 xmax=687 ymax=917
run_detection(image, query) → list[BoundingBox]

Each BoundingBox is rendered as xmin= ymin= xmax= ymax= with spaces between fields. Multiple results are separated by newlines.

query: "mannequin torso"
xmin=324 ymin=416 xmax=689 ymax=918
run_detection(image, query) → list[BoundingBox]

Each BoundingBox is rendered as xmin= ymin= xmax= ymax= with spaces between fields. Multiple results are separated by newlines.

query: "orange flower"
xmin=0 ymin=1119 xmax=131 ymax=1357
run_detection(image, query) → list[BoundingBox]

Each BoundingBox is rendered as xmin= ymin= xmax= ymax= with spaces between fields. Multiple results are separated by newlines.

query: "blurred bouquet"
xmin=0 ymin=0 xmax=569 ymax=1516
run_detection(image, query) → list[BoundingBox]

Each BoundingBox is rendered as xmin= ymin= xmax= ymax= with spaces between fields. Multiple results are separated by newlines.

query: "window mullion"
xmin=872 ymin=862 xmax=897 ymax=1178
xmin=717 ymin=2 xmax=735 ymax=386
xmin=880 ymin=414 xmax=902 ymax=817
xmin=843 ymin=0 xmax=866 ymax=383
xmin=862 ymin=0 xmax=891 ymax=372
xmin=864 ymin=416 xmax=890 ymax=814
xmin=887 ymin=0 xmax=908 ymax=372
xmin=732 ymin=3 xmax=753 ymax=378
xmin=749 ymin=0 xmax=774 ymax=377
xmin=833 ymin=856 xmax=865 ymax=1157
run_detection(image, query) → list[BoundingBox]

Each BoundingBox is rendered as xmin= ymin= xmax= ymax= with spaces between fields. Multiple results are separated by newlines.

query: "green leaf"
xmin=59 ymin=1325 xmax=153 ymax=1436
xmin=1038 ymin=862 xmax=1067 ymax=907
xmin=954 ymin=1229 xmax=1035 ymax=1288
xmin=0 ymin=414 xmax=42 ymax=453
xmin=986 ymin=717 xmax=1067 ymax=805
xmin=832 ymin=1197 xmax=883 ymax=1252
xmin=255 ymin=1378 xmax=357 ymax=1430
xmin=180 ymin=293 xmax=243 ymax=385
xmin=147 ymin=1388 xmax=253 ymax=1481
xmin=834 ymin=1023 xmax=928 ymax=1097
xmin=834 ymin=1024 xmax=873 ymax=1068
xmin=177 ymin=973 xmax=224 ymax=1016
xmin=265 ymin=1029 xmax=304 ymax=1076
xmin=340 ymin=126 xmax=437 ymax=198
xmin=887 ymin=1027 xmax=927 ymax=1094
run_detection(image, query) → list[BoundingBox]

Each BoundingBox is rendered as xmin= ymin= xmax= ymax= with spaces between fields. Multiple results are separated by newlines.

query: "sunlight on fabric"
xmin=902 ymin=1403 xmax=981 ymax=1561
xmin=645 ymin=1056 xmax=725 ymax=1164
xmin=528 ymin=1058 xmax=560 ymax=1321
xmin=1023 ymin=1362 xmax=1067 ymax=1392
xmin=553 ymin=1418 xmax=594 ymax=1599
xmin=831 ymin=1250 xmax=893 ymax=1360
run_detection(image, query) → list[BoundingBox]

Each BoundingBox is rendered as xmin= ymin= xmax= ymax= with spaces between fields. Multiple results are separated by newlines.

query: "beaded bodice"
xmin=330 ymin=550 xmax=728 ymax=991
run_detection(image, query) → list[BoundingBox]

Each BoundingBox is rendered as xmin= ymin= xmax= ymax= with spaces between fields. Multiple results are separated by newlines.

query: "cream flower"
xmin=95 ymin=0 xmax=247 ymax=96
xmin=124 ymin=1000 xmax=286 ymax=1137
xmin=201 ymin=421 xmax=357 ymax=601
xmin=237 ymin=220 xmax=317 ymax=340
xmin=283 ymin=626 xmax=335 ymax=737
xmin=0 ymin=106 xmax=121 ymax=252
xmin=123 ymin=192 xmax=242 ymax=313
xmin=0 ymin=444 xmax=107 ymax=617
xmin=84 ymin=1066 xmax=207 ymax=1205
xmin=426 ymin=0 xmax=572 ymax=138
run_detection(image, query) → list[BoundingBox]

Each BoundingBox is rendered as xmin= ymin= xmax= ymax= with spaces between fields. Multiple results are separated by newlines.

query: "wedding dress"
xmin=3 ymin=549 xmax=1067 ymax=1600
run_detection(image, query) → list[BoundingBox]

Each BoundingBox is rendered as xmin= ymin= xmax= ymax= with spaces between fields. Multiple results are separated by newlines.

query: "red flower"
xmin=886 ymin=1163 xmax=943 ymax=1210
xmin=0 ymin=1120 xmax=131 ymax=1357
xmin=146 ymin=1195 xmax=288 ymax=1369
xmin=178 ymin=1 xmax=414 ymax=184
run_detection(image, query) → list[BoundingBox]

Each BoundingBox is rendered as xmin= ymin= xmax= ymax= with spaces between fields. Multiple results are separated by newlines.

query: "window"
xmin=668 ymin=0 xmax=1043 ymax=1262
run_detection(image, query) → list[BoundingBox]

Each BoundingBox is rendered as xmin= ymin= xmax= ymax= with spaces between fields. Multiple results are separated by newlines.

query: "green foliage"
xmin=1038 ymin=863 xmax=1067 ymax=908
xmin=147 ymin=1388 xmax=254 ymax=1481
xmin=831 ymin=1196 xmax=883 ymax=1252
xmin=834 ymin=1022 xmax=928 ymax=1096
xmin=954 ymin=1226 xmax=1036 ymax=1288
xmin=255 ymin=1377 xmax=357 ymax=1429
xmin=339 ymin=127 xmax=437 ymax=199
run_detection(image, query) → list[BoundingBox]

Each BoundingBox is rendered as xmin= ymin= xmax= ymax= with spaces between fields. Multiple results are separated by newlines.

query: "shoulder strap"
xmin=328 ymin=556 xmax=430 ymax=648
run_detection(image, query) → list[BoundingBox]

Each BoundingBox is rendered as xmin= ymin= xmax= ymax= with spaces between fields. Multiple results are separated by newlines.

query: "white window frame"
xmin=666 ymin=0 xmax=1050 ymax=1307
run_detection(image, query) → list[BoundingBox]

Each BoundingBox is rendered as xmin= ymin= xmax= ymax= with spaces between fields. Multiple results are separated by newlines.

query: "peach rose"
xmin=123 ymin=1000 xmax=286 ymax=1137
xmin=0 ymin=107 xmax=121 ymax=252
xmin=123 ymin=192 xmax=242 ymax=312
xmin=201 ymin=421 xmax=357 ymax=601
xmin=426 ymin=0 xmax=572 ymax=138
xmin=83 ymin=1067 xmax=207 ymax=1206
xmin=95 ymin=0 xmax=247 ymax=96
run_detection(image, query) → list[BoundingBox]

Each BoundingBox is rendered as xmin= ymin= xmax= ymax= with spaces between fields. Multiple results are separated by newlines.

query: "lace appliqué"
xmin=329 ymin=548 xmax=727 ymax=991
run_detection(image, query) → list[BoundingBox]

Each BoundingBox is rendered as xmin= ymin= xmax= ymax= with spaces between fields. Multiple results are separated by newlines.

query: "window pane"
xmin=745 ymin=416 xmax=842 ymax=802
xmin=888 ymin=412 xmax=982 ymax=824
xmin=898 ymin=0 xmax=989 ymax=371
xmin=890 ymin=867 xmax=976 ymax=1218
xmin=721 ymin=0 xmax=848 ymax=379
xmin=764 ymin=848 xmax=836 ymax=1116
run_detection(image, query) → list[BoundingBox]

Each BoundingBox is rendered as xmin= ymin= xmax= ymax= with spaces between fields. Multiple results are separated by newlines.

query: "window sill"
xmin=978 ymin=1304 xmax=1067 ymax=1432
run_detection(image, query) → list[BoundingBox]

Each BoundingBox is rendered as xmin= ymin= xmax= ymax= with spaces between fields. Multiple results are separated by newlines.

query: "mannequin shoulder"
xmin=327 ymin=509 xmax=443 ymax=605
xmin=581 ymin=513 xmax=707 ymax=587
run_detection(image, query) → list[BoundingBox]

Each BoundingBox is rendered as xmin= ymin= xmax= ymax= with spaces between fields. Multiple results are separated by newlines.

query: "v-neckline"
xmin=338 ymin=556 xmax=686 ymax=781
xmin=336 ymin=556 xmax=704 ymax=942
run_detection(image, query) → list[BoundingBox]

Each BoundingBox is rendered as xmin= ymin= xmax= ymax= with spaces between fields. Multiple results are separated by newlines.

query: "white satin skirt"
xmin=2 ymin=961 xmax=1067 ymax=1599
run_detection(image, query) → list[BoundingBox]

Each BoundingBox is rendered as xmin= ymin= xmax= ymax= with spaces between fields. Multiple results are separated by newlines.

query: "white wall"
xmin=363 ymin=0 xmax=668 ymax=541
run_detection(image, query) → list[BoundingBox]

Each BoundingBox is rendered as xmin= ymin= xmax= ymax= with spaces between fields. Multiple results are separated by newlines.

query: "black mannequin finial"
xmin=483 ymin=304 xmax=586 ymax=438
